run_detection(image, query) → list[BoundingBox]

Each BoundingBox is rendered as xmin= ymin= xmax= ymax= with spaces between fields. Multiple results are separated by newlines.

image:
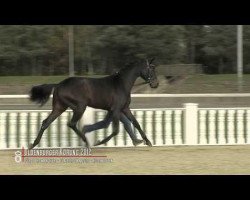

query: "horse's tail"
xmin=29 ymin=84 xmax=57 ymax=106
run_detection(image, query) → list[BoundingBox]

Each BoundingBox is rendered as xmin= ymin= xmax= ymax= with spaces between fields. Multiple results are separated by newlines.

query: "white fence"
xmin=1 ymin=102 xmax=250 ymax=149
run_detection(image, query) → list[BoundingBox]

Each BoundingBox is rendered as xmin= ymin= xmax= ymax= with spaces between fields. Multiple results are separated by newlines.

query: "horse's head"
xmin=140 ymin=58 xmax=159 ymax=88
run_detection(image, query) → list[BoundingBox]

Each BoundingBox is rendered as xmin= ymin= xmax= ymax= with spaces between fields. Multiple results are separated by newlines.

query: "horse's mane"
xmin=115 ymin=60 xmax=144 ymax=76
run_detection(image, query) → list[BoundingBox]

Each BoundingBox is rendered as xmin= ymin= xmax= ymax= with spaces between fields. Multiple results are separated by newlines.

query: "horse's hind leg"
xmin=29 ymin=105 xmax=67 ymax=149
xmin=67 ymin=105 xmax=88 ymax=147
xmin=94 ymin=112 xmax=120 ymax=146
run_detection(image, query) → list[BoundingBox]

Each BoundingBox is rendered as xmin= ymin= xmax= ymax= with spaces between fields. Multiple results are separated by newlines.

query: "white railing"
xmin=1 ymin=103 xmax=250 ymax=149
xmin=94 ymin=108 xmax=184 ymax=147
xmin=1 ymin=94 xmax=250 ymax=149
xmin=198 ymin=108 xmax=250 ymax=145
xmin=0 ymin=107 xmax=185 ymax=149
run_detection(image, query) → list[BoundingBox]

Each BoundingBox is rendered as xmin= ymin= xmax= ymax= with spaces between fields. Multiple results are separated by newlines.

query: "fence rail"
xmin=1 ymin=103 xmax=250 ymax=149
xmin=2 ymin=93 xmax=250 ymax=98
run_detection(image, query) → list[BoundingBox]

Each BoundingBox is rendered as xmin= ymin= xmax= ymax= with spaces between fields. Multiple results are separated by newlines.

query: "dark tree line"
xmin=0 ymin=25 xmax=249 ymax=76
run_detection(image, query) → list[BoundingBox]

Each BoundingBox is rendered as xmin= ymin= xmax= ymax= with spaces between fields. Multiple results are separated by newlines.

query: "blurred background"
xmin=0 ymin=25 xmax=249 ymax=94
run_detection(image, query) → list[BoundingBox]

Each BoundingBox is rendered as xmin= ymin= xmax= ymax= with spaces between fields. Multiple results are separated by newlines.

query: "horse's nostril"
xmin=150 ymin=82 xmax=159 ymax=88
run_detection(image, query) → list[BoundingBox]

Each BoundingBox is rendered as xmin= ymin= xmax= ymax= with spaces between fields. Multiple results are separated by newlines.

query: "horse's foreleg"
xmin=122 ymin=108 xmax=152 ymax=147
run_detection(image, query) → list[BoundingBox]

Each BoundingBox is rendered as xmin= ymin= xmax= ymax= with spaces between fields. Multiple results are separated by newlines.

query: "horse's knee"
xmin=42 ymin=119 xmax=47 ymax=125
xmin=40 ymin=119 xmax=48 ymax=130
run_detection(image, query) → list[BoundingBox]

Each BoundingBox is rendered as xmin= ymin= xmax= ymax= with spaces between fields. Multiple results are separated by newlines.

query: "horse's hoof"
xmin=85 ymin=142 xmax=90 ymax=148
xmin=133 ymin=139 xmax=144 ymax=146
xmin=28 ymin=143 xmax=34 ymax=150
xmin=94 ymin=140 xmax=101 ymax=146
xmin=80 ymin=133 xmax=88 ymax=143
xmin=145 ymin=140 xmax=153 ymax=147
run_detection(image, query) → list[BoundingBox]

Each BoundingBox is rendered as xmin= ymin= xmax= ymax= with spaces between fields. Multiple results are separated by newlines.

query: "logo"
xmin=14 ymin=151 xmax=22 ymax=163
xmin=14 ymin=147 xmax=113 ymax=164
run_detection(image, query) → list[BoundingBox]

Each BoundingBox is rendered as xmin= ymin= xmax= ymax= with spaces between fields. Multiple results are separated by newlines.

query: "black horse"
xmin=29 ymin=58 xmax=159 ymax=149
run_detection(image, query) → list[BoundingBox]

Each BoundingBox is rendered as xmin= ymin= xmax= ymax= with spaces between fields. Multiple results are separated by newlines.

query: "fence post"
xmin=81 ymin=107 xmax=95 ymax=147
xmin=183 ymin=103 xmax=198 ymax=145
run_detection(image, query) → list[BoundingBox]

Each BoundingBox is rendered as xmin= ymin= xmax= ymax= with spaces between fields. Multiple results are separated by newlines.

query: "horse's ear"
xmin=149 ymin=58 xmax=155 ymax=64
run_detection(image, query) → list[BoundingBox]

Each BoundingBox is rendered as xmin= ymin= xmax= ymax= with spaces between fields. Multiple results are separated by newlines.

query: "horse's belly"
xmin=87 ymin=98 xmax=112 ymax=110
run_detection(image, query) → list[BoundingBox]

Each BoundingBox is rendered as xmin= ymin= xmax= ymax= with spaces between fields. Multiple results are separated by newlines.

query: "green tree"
xmin=201 ymin=25 xmax=236 ymax=74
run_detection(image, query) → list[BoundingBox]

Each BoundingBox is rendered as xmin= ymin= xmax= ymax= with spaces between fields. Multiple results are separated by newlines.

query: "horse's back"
xmin=54 ymin=76 xmax=120 ymax=110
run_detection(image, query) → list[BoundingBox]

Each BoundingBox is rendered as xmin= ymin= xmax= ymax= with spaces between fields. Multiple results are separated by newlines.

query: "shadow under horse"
xmin=29 ymin=58 xmax=159 ymax=149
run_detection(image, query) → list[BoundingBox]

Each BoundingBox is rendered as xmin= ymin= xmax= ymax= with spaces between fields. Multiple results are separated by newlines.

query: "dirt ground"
xmin=1 ymin=145 xmax=250 ymax=175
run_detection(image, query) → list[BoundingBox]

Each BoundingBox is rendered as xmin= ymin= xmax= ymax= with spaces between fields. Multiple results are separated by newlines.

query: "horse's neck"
xmin=120 ymin=66 xmax=140 ymax=94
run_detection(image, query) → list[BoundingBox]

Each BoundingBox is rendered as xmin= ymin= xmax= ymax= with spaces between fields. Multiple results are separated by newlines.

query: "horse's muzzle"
xmin=150 ymin=81 xmax=159 ymax=88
